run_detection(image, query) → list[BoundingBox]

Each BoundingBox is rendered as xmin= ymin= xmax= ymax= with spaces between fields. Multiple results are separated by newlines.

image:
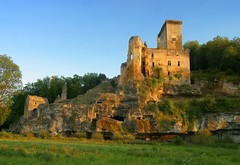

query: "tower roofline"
xmin=158 ymin=20 xmax=182 ymax=37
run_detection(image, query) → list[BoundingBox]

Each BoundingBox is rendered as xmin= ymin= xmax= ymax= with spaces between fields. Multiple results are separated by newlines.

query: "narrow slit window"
xmin=152 ymin=62 xmax=155 ymax=67
xmin=178 ymin=61 xmax=180 ymax=66
xmin=168 ymin=71 xmax=171 ymax=75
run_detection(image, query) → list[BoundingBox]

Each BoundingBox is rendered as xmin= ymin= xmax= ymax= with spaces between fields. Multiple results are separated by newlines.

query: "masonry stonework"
xmin=120 ymin=20 xmax=190 ymax=86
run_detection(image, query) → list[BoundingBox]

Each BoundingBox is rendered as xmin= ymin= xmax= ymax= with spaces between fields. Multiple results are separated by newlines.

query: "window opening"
xmin=130 ymin=53 xmax=133 ymax=60
xmin=168 ymin=61 xmax=171 ymax=66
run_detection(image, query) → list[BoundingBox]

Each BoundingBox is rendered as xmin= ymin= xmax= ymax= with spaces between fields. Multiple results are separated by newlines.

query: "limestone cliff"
xmin=11 ymin=79 xmax=240 ymax=140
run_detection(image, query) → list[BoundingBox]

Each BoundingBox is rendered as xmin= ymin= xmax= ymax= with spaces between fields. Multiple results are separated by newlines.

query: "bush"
xmin=20 ymin=132 xmax=34 ymax=139
xmin=193 ymin=130 xmax=215 ymax=144
xmin=0 ymin=131 xmax=14 ymax=139
xmin=91 ymin=132 xmax=104 ymax=140
xmin=37 ymin=130 xmax=50 ymax=139
xmin=113 ymin=133 xmax=135 ymax=143
xmin=174 ymin=136 xmax=183 ymax=145
xmin=203 ymin=95 xmax=216 ymax=112
xmin=158 ymin=99 xmax=175 ymax=115
xmin=74 ymin=132 xmax=86 ymax=138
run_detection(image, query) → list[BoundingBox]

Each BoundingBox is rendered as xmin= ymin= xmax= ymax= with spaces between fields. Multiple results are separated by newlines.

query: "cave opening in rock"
xmin=111 ymin=115 xmax=124 ymax=121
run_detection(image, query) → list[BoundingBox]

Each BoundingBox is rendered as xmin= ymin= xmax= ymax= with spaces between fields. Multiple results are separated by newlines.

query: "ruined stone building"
xmin=120 ymin=20 xmax=190 ymax=86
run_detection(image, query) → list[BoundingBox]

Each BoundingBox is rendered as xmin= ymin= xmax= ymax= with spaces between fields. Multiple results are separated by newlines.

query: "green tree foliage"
xmin=2 ymin=73 xmax=107 ymax=128
xmin=184 ymin=40 xmax=201 ymax=70
xmin=22 ymin=73 xmax=107 ymax=103
xmin=2 ymin=91 xmax=27 ymax=128
xmin=184 ymin=37 xmax=240 ymax=73
xmin=0 ymin=55 xmax=22 ymax=126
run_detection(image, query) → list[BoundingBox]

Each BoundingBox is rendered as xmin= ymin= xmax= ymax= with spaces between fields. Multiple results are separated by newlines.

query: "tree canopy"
xmin=0 ymin=55 xmax=22 ymax=126
xmin=2 ymin=73 xmax=107 ymax=128
xmin=184 ymin=37 xmax=240 ymax=73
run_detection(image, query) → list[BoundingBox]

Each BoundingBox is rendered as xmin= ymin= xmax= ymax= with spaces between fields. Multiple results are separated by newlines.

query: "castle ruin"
xmin=120 ymin=20 xmax=190 ymax=86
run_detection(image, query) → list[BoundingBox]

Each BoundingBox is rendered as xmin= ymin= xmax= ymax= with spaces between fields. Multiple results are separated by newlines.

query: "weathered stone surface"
xmin=11 ymin=87 xmax=240 ymax=138
xmin=96 ymin=117 xmax=122 ymax=132
xmin=164 ymin=84 xmax=202 ymax=96
xmin=193 ymin=112 xmax=240 ymax=131
xmin=194 ymin=79 xmax=240 ymax=97
xmin=120 ymin=20 xmax=190 ymax=86
xmin=24 ymin=95 xmax=48 ymax=119
xmin=61 ymin=82 xmax=67 ymax=100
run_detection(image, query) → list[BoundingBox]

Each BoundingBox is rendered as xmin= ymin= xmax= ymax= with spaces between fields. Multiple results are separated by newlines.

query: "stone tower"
xmin=61 ymin=82 xmax=67 ymax=100
xmin=120 ymin=20 xmax=190 ymax=86
xmin=157 ymin=20 xmax=183 ymax=50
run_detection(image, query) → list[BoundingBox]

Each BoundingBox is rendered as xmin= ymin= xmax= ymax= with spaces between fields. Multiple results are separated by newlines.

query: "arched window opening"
xmin=178 ymin=61 xmax=180 ymax=66
xmin=130 ymin=53 xmax=133 ymax=60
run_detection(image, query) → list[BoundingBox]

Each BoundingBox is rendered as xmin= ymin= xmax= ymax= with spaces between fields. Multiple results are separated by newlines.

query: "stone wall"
xmin=119 ymin=20 xmax=190 ymax=86
xmin=194 ymin=79 xmax=240 ymax=96
xmin=222 ymin=81 xmax=240 ymax=96
xmin=24 ymin=95 xmax=48 ymax=119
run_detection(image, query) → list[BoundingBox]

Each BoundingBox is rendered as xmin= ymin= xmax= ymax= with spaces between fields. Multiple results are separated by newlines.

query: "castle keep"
xmin=120 ymin=20 xmax=190 ymax=85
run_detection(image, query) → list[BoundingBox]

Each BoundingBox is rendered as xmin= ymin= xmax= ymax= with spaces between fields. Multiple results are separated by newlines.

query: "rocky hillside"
xmin=10 ymin=78 xmax=240 ymax=142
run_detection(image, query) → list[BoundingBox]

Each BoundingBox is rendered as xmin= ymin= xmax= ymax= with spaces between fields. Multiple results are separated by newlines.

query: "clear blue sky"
xmin=0 ymin=0 xmax=239 ymax=85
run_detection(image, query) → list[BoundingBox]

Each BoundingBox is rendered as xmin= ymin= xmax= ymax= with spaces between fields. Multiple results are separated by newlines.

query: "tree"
xmin=0 ymin=55 xmax=22 ymax=126
xmin=184 ymin=41 xmax=201 ymax=70
xmin=185 ymin=36 xmax=240 ymax=73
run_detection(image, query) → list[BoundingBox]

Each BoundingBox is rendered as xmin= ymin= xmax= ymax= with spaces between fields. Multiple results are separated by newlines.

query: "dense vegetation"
xmin=147 ymin=96 xmax=240 ymax=129
xmin=0 ymin=55 xmax=22 ymax=126
xmin=184 ymin=36 xmax=240 ymax=74
xmin=2 ymin=73 xmax=107 ymax=128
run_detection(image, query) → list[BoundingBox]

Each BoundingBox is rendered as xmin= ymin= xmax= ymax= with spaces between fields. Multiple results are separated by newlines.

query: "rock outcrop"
xmin=11 ymin=79 xmax=240 ymax=143
xmin=193 ymin=112 xmax=240 ymax=131
xmin=24 ymin=95 xmax=48 ymax=119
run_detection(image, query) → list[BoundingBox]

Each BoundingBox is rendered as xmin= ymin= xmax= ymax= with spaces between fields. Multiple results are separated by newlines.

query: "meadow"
xmin=0 ymin=132 xmax=239 ymax=165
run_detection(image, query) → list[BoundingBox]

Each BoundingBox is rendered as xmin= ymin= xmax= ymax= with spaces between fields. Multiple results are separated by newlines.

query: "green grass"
xmin=73 ymin=81 xmax=115 ymax=104
xmin=0 ymin=136 xmax=239 ymax=165
xmin=191 ymin=70 xmax=240 ymax=82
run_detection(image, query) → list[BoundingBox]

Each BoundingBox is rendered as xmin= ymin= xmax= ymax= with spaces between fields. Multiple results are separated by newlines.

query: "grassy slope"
xmin=191 ymin=70 xmax=240 ymax=82
xmin=0 ymin=137 xmax=239 ymax=165
xmin=73 ymin=81 xmax=115 ymax=105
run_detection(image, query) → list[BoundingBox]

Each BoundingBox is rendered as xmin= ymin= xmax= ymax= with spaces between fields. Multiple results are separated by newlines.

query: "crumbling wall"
xmin=24 ymin=95 xmax=48 ymax=119
xmin=119 ymin=20 xmax=190 ymax=86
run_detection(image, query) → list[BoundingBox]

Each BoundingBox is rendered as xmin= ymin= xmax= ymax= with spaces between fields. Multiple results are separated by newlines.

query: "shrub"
xmin=174 ymin=136 xmax=183 ymax=145
xmin=74 ymin=132 xmax=86 ymax=138
xmin=194 ymin=130 xmax=215 ymax=144
xmin=37 ymin=130 xmax=50 ymax=139
xmin=20 ymin=132 xmax=34 ymax=139
xmin=203 ymin=95 xmax=216 ymax=112
xmin=158 ymin=99 xmax=175 ymax=115
xmin=113 ymin=133 xmax=135 ymax=143
xmin=0 ymin=131 xmax=14 ymax=139
xmin=174 ymin=73 xmax=182 ymax=79
xmin=91 ymin=132 xmax=104 ymax=140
